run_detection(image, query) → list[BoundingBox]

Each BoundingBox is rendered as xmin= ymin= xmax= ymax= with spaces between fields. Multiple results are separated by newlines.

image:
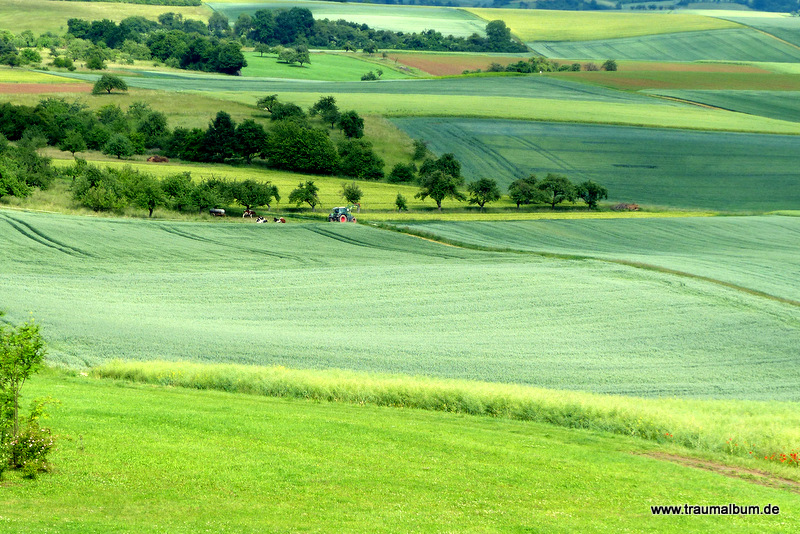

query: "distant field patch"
xmin=209 ymin=2 xmax=487 ymax=37
xmin=719 ymin=13 xmax=800 ymax=47
xmin=530 ymin=28 xmax=800 ymax=63
xmin=616 ymin=61 xmax=770 ymax=73
xmin=466 ymin=8 xmax=739 ymax=41
xmin=558 ymin=71 xmax=800 ymax=91
xmin=0 ymin=83 xmax=91 ymax=94
xmin=391 ymin=117 xmax=800 ymax=211
xmin=0 ymin=68 xmax=84 ymax=83
xmin=389 ymin=53 xmax=530 ymax=76
xmin=652 ymin=89 xmax=800 ymax=123
xmin=241 ymin=52 xmax=412 ymax=81
xmin=0 ymin=0 xmax=208 ymax=34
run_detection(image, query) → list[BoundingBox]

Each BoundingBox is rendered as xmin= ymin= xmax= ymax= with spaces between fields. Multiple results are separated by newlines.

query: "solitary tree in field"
xmin=395 ymin=192 xmax=407 ymax=211
xmin=92 ymin=74 xmax=128 ymax=95
xmin=577 ymin=180 xmax=608 ymax=210
xmin=467 ymin=178 xmax=501 ymax=212
xmin=415 ymin=169 xmax=465 ymax=211
xmin=340 ymin=182 xmax=362 ymax=209
xmin=538 ymin=173 xmax=577 ymax=209
xmin=288 ymin=180 xmax=320 ymax=211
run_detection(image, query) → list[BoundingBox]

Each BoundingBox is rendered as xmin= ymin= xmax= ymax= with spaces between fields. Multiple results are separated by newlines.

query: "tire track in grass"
xmin=388 ymin=224 xmax=800 ymax=310
xmin=157 ymin=224 xmax=311 ymax=263
xmin=305 ymin=225 xmax=463 ymax=259
xmin=0 ymin=213 xmax=92 ymax=257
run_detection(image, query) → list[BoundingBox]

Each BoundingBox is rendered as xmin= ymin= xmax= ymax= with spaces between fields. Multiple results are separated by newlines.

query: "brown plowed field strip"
xmin=0 ymin=83 xmax=92 ymax=94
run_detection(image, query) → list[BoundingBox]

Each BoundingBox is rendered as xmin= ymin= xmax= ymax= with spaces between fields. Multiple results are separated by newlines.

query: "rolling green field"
xmin=529 ymin=28 xmax=800 ymax=63
xmin=240 ymin=51 xmax=412 ymax=81
xmin=2 ymin=210 xmax=799 ymax=399
xmin=717 ymin=13 xmax=800 ymax=47
xmin=391 ymin=117 xmax=800 ymax=210
xmin=6 ymin=371 xmax=799 ymax=533
xmin=46 ymin=70 xmax=800 ymax=134
xmin=652 ymin=89 xmax=800 ymax=123
xmin=209 ymin=1 xmax=488 ymax=37
xmin=398 ymin=216 xmax=800 ymax=303
xmin=0 ymin=0 xmax=209 ymax=34
xmin=467 ymin=8 xmax=740 ymax=41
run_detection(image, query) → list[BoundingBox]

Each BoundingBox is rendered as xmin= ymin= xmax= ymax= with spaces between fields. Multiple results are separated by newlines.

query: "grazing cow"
xmin=243 ymin=209 xmax=256 ymax=218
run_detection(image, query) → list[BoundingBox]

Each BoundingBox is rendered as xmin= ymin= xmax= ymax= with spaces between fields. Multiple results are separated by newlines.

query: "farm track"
xmin=0 ymin=212 xmax=92 ymax=258
xmin=157 ymin=224 xmax=313 ymax=264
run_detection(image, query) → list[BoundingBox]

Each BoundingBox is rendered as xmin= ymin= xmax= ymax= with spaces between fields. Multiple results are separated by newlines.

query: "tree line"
xmin=57 ymin=8 xmax=527 ymax=77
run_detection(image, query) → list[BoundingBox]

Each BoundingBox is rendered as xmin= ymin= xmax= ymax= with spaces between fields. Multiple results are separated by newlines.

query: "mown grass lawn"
xmin=2 ymin=370 xmax=798 ymax=533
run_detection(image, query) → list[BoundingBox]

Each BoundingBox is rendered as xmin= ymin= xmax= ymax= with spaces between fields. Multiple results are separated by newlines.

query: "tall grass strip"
xmin=92 ymin=360 xmax=800 ymax=471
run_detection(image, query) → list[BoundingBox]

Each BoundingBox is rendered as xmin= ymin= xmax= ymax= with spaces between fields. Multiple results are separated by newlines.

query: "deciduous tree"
xmin=467 ymin=177 xmax=501 ymax=212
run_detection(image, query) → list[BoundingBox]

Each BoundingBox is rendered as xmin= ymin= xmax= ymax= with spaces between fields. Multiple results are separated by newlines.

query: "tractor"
xmin=328 ymin=205 xmax=357 ymax=223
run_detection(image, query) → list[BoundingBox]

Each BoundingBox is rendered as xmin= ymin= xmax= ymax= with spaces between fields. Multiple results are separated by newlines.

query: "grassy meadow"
xmin=240 ymin=51 xmax=413 ymax=81
xmin=467 ymin=8 xmax=740 ymax=41
xmin=0 ymin=0 xmax=209 ymax=34
xmin=5 ymin=370 xmax=799 ymax=533
xmin=391 ymin=117 xmax=800 ymax=210
xmin=2 ymin=211 xmax=799 ymax=400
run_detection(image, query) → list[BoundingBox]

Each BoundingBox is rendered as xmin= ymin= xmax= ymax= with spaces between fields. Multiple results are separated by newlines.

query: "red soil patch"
xmin=390 ymin=54 xmax=526 ymax=76
xmin=0 ymin=83 xmax=92 ymax=94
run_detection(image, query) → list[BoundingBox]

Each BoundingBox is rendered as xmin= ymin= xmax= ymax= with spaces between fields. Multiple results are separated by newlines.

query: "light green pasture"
xmin=1 ymin=211 xmax=799 ymax=399
xmin=467 ymin=7 xmax=740 ymax=41
xmin=0 ymin=0 xmax=209 ymax=34
xmin=652 ymin=89 xmax=800 ymax=123
xmin=44 ymin=70 xmax=800 ymax=134
xmin=240 ymin=51 xmax=412 ymax=81
xmin=5 ymin=371 xmax=799 ymax=532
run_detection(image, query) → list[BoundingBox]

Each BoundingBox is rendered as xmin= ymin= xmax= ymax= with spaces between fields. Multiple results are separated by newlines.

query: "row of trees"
xmin=466 ymin=57 xmax=618 ymax=75
xmin=67 ymin=15 xmax=247 ymax=74
xmin=240 ymin=9 xmax=528 ymax=53
xmin=66 ymin=160 xmax=279 ymax=217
